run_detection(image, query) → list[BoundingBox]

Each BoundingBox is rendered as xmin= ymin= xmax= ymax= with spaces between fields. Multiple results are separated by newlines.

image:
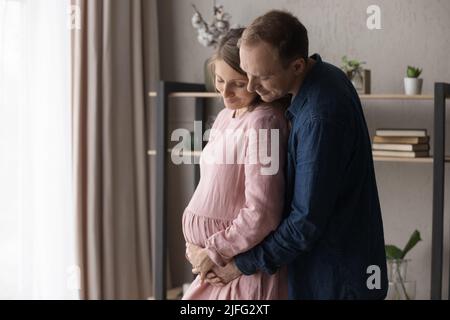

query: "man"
xmin=187 ymin=10 xmax=388 ymax=299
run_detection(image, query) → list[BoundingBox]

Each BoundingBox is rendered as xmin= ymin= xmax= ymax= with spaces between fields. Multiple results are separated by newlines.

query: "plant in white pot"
xmin=385 ymin=230 xmax=422 ymax=300
xmin=404 ymin=66 xmax=423 ymax=95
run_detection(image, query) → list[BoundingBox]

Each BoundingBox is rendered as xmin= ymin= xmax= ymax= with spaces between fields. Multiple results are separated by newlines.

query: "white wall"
xmin=157 ymin=0 xmax=450 ymax=299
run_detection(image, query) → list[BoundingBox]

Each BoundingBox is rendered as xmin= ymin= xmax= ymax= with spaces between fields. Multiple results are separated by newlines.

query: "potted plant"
xmin=341 ymin=56 xmax=371 ymax=94
xmin=404 ymin=66 xmax=423 ymax=95
xmin=385 ymin=229 xmax=422 ymax=300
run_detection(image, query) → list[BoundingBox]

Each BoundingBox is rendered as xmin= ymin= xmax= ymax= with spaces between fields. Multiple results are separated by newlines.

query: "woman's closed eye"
xmin=226 ymin=81 xmax=247 ymax=88
xmin=216 ymin=76 xmax=247 ymax=87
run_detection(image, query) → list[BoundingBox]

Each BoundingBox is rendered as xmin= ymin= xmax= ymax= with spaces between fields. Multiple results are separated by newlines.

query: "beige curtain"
xmin=71 ymin=0 xmax=159 ymax=299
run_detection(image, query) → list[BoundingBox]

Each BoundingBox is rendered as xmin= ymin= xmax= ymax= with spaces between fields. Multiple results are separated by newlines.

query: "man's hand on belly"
xmin=205 ymin=260 xmax=242 ymax=286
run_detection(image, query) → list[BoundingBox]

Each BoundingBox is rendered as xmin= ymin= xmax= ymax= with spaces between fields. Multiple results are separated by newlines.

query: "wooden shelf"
xmin=373 ymin=156 xmax=450 ymax=163
xmin=147 ymin=149 xmax=202 ymax=157
xmin=148 ymin=149 xmax=450 ymax=163
xmin=148 ymin=91 xmax=437 ymax=100
xmin=360 ymin=94 xmax=433 ymax=100
xmin=170 ymin=92 xmax=220 ymax=98
xmin=148 ymin=91 xmax=220 ymax=98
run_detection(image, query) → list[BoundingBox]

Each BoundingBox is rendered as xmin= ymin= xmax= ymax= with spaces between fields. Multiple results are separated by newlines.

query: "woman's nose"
xmin=223 ymin=84 xmax=234 ymax=97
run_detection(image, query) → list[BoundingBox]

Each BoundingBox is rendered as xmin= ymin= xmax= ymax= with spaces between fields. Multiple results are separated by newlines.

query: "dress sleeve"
xmin=204 ymin=112 xmax=288 ymax=266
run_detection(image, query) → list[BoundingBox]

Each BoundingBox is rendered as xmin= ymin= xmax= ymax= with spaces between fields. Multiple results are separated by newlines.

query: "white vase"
xmin=204 ymin=57 xmax=216 ymax=92
xmin=404 ymin=77 xmax=423 ymax=95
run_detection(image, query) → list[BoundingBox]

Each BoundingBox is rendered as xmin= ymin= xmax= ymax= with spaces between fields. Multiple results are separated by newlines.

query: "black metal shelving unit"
xmin=430 ymin=82 xmax=450 ymax=300
xmin=154 ymin=81 xmax=208 ymax=300
xmin=150 ymin=81 xmax=449 ymax=300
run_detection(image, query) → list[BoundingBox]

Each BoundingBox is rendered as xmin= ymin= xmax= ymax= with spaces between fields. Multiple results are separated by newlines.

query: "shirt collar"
xmin=285 ymin=53 xmax=322 ymax=120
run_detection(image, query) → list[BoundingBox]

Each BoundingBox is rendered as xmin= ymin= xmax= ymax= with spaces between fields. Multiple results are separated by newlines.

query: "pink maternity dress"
xmin=182 ymin=104 xmax=289 ymax=300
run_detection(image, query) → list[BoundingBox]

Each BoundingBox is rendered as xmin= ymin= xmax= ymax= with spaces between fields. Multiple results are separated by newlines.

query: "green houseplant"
xmin=341 ymin=56 xmax=366 ymax=75
xmin=385 ymin=230 xmax=422 ymax=300
xmin=404 ymin=66 xmax=423 ymax=95
xmin=341 ymin=56 xmax=370 ymax=93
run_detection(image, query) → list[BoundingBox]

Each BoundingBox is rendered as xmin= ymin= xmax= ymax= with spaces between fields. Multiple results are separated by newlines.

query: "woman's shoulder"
xmin=246 ymin=103 xmax=288 ymax=128
xmin=215 ymin=107 xmax=228 ymax=119
xmin=212 ymin=107 xmax=232 ymax=125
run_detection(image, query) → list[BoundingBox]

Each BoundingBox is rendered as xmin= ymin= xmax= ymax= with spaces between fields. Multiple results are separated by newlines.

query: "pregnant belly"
xmin=182 ymin=209 xmax=232 ymax=247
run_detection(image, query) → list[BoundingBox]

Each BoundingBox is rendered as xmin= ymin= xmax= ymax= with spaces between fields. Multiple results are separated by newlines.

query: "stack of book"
xmin=372 ymin=129 xmax=430 ymax=158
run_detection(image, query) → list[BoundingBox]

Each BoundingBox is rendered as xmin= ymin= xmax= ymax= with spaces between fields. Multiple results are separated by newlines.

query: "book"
xmin=372 ymin=150 xmax=429 ymax=158
xmin=372 ymin=143 xmax=429 ymax=151
xmin=375 ymin=129 xmax=428 ymax=137
xmin=372 ymin=135 xmax=429 ymax=144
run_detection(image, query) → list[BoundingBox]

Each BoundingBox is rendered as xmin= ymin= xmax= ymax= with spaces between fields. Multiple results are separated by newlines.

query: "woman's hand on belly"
xmin=186 ymin=242 xmax=215 ymax=282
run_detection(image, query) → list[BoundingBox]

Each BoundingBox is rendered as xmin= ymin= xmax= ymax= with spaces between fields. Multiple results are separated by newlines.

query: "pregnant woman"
xmin=182 ymin=28 xmax=289 ymax=300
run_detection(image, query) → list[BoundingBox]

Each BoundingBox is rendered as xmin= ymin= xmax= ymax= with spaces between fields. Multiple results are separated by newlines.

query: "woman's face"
xmin=214 ymin=59 xmax=257 ymax=110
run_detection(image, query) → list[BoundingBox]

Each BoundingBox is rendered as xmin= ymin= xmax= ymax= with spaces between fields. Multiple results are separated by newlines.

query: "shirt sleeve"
xmin=204 ymin=113 xmax=288 ymax=267
xmin=235 ymin=115 xmax=348 ymax=275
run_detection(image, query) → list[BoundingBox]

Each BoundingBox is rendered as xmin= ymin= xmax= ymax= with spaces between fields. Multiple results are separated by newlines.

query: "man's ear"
xmin=292 ymin=58 xmax=306 ymax=75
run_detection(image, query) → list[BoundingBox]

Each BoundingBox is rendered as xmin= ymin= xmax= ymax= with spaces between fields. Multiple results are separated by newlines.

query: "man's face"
xmin=239 ymin=42 xmax=298 ymax=102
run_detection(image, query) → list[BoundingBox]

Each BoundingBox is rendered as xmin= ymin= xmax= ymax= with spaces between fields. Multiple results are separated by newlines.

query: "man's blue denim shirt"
xmin=235 ymin=54 xmax=388 ymax=299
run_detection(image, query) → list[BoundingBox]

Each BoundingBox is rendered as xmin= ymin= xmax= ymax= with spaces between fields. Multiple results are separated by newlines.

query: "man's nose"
xmin=247 ymin=76 xmax=258 ymax=93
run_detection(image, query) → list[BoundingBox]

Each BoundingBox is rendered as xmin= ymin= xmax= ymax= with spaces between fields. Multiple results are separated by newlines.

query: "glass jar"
xmin=387 ymin=259 xmax=409 ymax=282
xmin=350 ymin=69 xmax=364 ymax=92
xmin=204 ymin=57 xmax=216 ymax=92
xmin=386 ymin=259 xmax=416 ymax=300
xmin=387 ymin=280 xmax=416 ymax=300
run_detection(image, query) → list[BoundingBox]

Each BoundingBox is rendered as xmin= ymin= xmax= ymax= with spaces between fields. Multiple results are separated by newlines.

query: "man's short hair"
xmin=240 ymin=10 xmax=309 ymax=67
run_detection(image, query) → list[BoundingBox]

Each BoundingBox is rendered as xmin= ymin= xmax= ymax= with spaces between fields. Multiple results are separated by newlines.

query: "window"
xmin=0 ymin=0 xmax=78 ymax=299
